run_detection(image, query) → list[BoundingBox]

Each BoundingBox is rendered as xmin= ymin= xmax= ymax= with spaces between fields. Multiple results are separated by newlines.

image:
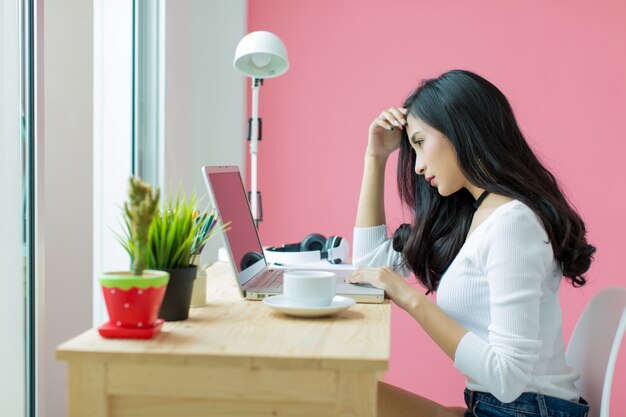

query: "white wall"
xmin=42 ymin=0 xmax=93 ymax=416
xmin=164 ymin=0 xmax=247 ymax=264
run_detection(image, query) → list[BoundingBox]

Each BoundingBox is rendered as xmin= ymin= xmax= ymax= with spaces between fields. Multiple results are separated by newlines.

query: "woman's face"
xmin=406 ymin=115 xmax=469 ymax=196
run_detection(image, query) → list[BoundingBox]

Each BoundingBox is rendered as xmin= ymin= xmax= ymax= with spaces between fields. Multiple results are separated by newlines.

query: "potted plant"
xmin=144 ymin=190 xmax=224 ymax=321
xmin=99 ymin=177 xmax=169 ymax=339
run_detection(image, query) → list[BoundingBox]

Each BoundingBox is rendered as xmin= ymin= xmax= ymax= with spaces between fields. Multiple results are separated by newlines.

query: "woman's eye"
xmin=412 ymin=140 xmax=423 ymax=147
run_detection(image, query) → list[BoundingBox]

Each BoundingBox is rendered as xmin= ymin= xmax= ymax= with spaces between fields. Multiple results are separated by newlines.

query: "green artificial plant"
xmin=145 ymin=190 xmax=208 ymax=269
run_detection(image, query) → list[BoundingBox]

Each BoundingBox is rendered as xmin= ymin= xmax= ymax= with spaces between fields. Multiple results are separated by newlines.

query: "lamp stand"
xmin=249 ymin=78 xmax=263 ymax=228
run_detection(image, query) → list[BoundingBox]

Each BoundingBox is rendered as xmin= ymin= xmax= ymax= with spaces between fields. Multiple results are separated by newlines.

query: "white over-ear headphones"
xmin=263 ymin=233 xmax=349 ymax=265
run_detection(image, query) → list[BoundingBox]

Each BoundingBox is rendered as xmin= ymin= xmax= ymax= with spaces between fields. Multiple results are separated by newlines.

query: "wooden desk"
xmin=57 ymin=262 xmax=390 ymax=416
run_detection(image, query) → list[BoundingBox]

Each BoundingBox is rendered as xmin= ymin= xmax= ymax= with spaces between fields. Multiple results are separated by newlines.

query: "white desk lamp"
xmin=233 ymin=31 xmax=289 ymax=228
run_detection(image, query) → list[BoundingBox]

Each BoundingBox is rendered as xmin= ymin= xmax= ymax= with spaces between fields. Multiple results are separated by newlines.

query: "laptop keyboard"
xmin=266 ymin=270 xmax=284 ymax=288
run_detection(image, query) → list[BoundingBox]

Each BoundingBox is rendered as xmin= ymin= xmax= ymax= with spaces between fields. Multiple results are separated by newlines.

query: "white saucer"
xmin=263 ymin=295 xmax=356 ymax=317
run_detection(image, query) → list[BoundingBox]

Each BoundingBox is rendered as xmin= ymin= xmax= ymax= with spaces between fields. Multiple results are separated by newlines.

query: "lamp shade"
xmin=233 ymin=31 xmax=289 ymax=78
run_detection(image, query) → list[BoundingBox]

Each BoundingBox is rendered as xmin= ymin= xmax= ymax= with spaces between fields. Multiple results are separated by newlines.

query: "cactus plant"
xmin=120 ymin=177 xmax=160 ymax=276
xmin=99 ymin=177 xmax=169 ymax=338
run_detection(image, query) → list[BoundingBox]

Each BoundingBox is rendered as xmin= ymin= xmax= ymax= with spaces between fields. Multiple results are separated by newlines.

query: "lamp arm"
xmin=249 ymin=78 xmax=262 ymax=227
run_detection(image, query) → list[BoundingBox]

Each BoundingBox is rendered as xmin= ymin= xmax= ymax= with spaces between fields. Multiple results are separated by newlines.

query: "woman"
xmin=348 ymin=70 xmax=595 ymax=417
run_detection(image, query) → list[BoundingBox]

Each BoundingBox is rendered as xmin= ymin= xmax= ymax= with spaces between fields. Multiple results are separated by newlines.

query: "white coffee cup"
xmin=283 ymin=271 xmax=337 ymax=307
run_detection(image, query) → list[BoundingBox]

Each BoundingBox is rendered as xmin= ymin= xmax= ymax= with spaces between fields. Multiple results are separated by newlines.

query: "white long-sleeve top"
xmin=352 ymin=200 xmax=580 ymax=403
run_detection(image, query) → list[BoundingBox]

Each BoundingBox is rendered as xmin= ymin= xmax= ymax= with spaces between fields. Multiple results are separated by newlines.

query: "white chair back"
xmin=566 ymin=286 xmax=626 ymax=417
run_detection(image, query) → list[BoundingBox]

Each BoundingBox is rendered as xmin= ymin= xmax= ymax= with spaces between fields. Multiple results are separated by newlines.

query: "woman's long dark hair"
xmin=393 ymin=70 xmax=595 ymax=293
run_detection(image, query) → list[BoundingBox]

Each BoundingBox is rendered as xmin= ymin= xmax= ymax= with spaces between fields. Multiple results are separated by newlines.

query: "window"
xmin=0 ymin=0 xmax=34 ymax=414
xmin=92 ymin=0 xmax=134 ymax=326
xmin=93 ymin=0 xmax=247 ymax=325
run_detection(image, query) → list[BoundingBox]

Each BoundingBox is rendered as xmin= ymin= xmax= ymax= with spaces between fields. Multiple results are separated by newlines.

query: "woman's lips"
xmin=428 ymin=177 xmax=436 ymax=187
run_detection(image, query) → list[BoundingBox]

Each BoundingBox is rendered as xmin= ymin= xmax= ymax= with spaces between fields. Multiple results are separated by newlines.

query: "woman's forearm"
xmin=349 ymin=266 xmax=468 ymax=361
xmin=355 ymin=155 xmax=388 ymax=228
xmin=400 ymin=289 xmax=468 ymax=361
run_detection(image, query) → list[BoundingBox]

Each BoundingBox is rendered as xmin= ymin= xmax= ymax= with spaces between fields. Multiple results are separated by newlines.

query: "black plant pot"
xmin=159 ymin=265 xmax=197 ymax=321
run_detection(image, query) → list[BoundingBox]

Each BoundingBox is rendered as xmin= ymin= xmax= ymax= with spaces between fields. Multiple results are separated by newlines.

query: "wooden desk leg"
xmin=334 ymin=370 xmax=378 ymax=417
xmin=67 ymin=361 xmax=107 ymax=417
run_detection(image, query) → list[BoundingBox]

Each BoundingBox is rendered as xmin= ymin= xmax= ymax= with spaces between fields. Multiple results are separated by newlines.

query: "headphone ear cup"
xmin=324 ymin=235 xmax=343 ymax=264
xmin=324 ymin=235 xmax=342 ymax=252
xmin=240 ymin=251 xmax=264 ymax=270
xmin=300 ymin=233 xmax=326 ymax=252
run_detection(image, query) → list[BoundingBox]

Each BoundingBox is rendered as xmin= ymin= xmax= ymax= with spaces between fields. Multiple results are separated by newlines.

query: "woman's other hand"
xmin=366 ymin=107 xmax=408 ymax=159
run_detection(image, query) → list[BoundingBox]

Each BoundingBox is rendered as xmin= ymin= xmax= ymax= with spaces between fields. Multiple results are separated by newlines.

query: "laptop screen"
xmin=202 ymin=166 xmax=267 ymax=285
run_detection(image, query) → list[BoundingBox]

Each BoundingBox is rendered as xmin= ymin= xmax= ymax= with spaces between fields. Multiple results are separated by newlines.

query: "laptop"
xmin=201 ymin=165 xmax=385 ymax=303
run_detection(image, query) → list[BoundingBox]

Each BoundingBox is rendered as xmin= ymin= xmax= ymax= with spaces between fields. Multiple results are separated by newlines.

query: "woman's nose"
xmin=414 ymin=158 xmax=426 ymax=175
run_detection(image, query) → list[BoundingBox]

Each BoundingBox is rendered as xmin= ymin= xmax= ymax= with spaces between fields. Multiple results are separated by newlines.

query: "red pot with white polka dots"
xmin=99 ymin=270 xmax=169 ymax=330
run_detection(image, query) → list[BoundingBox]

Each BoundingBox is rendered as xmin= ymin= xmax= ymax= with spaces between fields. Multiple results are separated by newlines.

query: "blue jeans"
xmin=464 ymin=389 xmax=590 ymax=417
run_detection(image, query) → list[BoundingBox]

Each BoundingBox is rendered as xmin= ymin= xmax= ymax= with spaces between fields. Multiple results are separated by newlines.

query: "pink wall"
xmin=247 ymin=0 xmax=625 ymax=411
